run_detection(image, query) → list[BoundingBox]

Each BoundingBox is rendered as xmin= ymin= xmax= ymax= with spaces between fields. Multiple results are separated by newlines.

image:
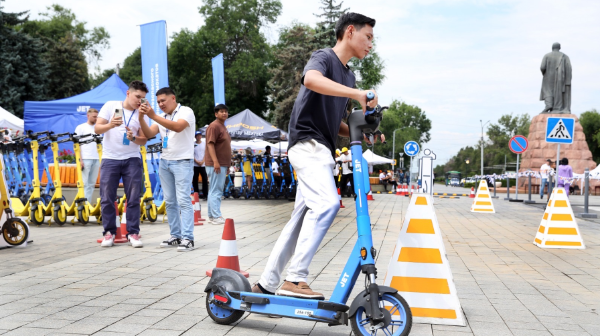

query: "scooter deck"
xmin=222 ymin=291 xmax=349 ymax=325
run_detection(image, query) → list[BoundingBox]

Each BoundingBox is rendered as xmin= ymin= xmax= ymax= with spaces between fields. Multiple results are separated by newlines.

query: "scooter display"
xmin=58 ymin=133 xmax=94 ymax=225
xmin=0 ymin=130 xmax=29 ymax=246
xmin=204 ymin=96 xmax=412 ymax=336
xmin=38 ymin=140 xmax=56 ymax=205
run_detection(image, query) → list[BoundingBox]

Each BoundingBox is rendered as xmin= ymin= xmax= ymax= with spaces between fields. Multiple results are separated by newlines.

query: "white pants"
xmin=259 ymin=140 xmax=340 ymax=292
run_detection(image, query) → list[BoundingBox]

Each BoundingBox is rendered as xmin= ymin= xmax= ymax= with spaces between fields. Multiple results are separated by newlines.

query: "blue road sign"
xmin=546 ymin=117 xmax=574 ymax=144
xmin=404 ymin=141 xmax=420 ymax=157
xmin=509 ymin=135 xmax=528 ymax=154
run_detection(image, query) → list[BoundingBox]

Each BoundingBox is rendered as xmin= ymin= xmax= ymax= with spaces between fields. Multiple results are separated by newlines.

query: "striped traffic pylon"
xmin=469 ymin=187 xmax=476 ymax=198
xmin=384 ymin=194 xmax=466 ymax=326
xmin=207 ymin=218 xmax=249 ymax=278
xmin=396 ymin=184 xmax=402 ymax=196
xmin=192 ymin=192 xmax=205 ymax=225
xmin=534 ymin=188 xmax=585 ymax=249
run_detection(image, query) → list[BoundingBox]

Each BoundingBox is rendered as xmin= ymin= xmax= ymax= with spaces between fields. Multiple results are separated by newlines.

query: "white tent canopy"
xmin=363 ymin=149 xmax=393 ymax=165
xmin=231 ymin=139 xmax=289 ymax=154
xmin=0 ymin=106 xmax=24 ymax=133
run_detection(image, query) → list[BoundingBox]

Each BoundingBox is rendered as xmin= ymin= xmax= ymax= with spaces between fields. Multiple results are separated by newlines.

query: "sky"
xmin=5 ymin=0 xmax=600 ymax=164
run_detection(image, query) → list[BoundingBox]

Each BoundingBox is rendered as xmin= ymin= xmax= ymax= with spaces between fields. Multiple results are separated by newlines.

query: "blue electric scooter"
xmin=204 ymin=95 xmax=412 ymax=336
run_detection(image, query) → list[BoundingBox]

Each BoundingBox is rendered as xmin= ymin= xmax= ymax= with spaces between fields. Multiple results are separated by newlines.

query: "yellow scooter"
xmin=0 ymin=130 xmax=29 ymax=246
xmin=59 ymin=133 xmax=94 ymax=225
xmin=10 ymin=131 xmax=49 ymax=225
xmin=88 ymin=134 xmax=103 ymax=223
xmin=42 ymin=132 xmax=71 ymax=225
xmin=139 ymin=144 xmax=158 ymax=223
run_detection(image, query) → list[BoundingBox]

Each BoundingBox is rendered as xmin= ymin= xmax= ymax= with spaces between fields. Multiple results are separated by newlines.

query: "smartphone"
xmin=141 ymin=98 xmax=147 ymax=105
xmin=114 ymin=108 xmax=123 ymax=119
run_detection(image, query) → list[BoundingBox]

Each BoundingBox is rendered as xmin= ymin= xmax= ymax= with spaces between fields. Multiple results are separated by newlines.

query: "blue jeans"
xmin=159 ymin=159 xmax=194 ymax=241
xmin=206 ymin=166 xmax=228 ymax=218
xmin=82 ymin=159 xmax=100 ymax=204
xmin=540 ymin=178 xmax=547 ymax=196
xmin=100 ymin=158 xmax=142 ymax=235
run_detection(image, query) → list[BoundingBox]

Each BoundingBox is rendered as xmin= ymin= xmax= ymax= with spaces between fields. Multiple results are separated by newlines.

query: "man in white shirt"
xmin=540 ymin=159 xmax=552 ymax=199
xmin=193 ymin=130 xmax=208 ymax=200
xmin=339 ymin=147 xmax=354 ymax=197
xmin=379 ymin=170 xmax=389 ymax=191
xmin=95 ymin=81 xmax=149 ymax=248
xmin=74 ymin=108 xmax=100 ymax=205
xmin=138 ymin=87 xmax=196 ymax=252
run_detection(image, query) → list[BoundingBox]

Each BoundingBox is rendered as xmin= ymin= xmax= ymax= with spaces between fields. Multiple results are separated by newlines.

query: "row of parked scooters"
xmin=222 ymin=153 xmax=298 ymax=200
xmin=1 ymin=130 xmax=165 ymax=226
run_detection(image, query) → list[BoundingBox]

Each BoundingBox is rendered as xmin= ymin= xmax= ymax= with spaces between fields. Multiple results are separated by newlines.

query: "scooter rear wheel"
xmin=2 ymin=218 xmax=29 ymax=246
xmin=206 ymin=293 xmax=244 ymax=325
xmin=350 ymin=292 xmax=412 ymax=336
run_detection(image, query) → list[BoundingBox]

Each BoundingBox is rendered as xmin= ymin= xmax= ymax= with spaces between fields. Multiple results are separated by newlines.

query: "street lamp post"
xmin=480 ymin=120 xmax=490 ymax=176
xmin=391 ymin=128 xmax=402 ymax=170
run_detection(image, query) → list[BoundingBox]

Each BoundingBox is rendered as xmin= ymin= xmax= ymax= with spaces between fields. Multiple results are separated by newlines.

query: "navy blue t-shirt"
xmin=288 ymin=48 xmax=356 ymax=155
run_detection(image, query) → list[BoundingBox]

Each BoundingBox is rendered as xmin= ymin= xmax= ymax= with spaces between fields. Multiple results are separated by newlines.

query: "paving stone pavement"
xmin=0 ymin=190 xmax=599 ymax=335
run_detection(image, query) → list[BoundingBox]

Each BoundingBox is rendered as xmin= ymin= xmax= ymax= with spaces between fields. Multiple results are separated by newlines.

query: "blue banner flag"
xmin=212 ymin=53 xmax=225 ymax=105
xmin=140 ymin=20 xmax=169 ymax=113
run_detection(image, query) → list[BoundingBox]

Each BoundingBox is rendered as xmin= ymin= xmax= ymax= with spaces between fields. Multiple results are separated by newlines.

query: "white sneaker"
xmin=211 ymin=217 xmax=225 ymax=225
xmin=208 ymin=217 xmax=215 ymax=224
xmin=101 ymin=233 xmax=114 ymax=247
xmin=128 ymin=234 xmax=143 ymax=248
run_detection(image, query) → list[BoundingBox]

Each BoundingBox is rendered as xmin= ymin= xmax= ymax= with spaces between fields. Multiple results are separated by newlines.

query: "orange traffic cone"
xmin=367 ymin=186 xmax=375 ymax=201
xmin=207 ymin=219 xmax=249 ymax=278
xmin=469 ymin=187 xmax=476 ymax=198
xmin=192 ymin=192 xmax=205 ymax=225
xmin=396 ymin=184 xmax=402 ymax=196
xmin=337 ymin=188 xmax=345 ymax=208
xmin=97 ymin=201 xmax=127 ymax=243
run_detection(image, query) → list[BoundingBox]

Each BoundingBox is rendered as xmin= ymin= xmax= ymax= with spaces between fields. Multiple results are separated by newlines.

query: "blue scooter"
xmin=204 ymin=96 xmax=412 ymax=336
xmin=1 ymin=143 xmax=16 ymax=194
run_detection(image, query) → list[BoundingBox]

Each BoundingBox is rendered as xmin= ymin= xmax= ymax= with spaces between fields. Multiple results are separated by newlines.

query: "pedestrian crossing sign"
xmin=546 ymin=117 xmax=574 ymax=144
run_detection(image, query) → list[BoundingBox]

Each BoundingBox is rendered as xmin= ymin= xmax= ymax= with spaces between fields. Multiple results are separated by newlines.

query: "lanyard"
xmin=122 ymin=103 xmax=136 ymax=128
xmin=164 ymin=104 xmax=180 ymax=137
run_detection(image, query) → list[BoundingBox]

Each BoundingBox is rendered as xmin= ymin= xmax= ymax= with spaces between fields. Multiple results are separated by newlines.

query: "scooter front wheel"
xmin=206 ymin=292 xmax=244 ymax=325
xmin=350 ymin=293 xmax=412 ymax=336
xmin=53 ymin=206 xmax=67 ymax=226
xmin=30 ymin=203 xmax=45 ymax=226
xmin=77 ymin=206 xmax=90 ymax=225
xmin=2 ymin=218 xmax=29 ymax=246
xmin=146 ymin=204 xmax=158 ymax=222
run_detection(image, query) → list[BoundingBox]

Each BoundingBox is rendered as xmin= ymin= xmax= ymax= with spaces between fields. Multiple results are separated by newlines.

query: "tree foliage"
xmin=169 ymin=0 xmax=282 ymax=127
xmin=374 ymin=100 xmax=432 ymax=166
xmin=436 ymin=113 xmax=531 ymax=177
xmin=269 ymin=23 xmax=316 ymax=130
xmin=0 ymin=2 xmax=48 ymax=117
xmin=580 ymin=109 xmax=600 ymax=164
xmin=89 ymin=47 xmax=142 ymax=88
xmin=43 ymin=34 xmax=89 ymax=99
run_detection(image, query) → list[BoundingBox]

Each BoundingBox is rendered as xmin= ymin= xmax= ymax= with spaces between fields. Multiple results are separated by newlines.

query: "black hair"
xmin=561 ymin=157 xmax=569 ymax=165
xmin=335 ymin=12 xmax=376 ymax=41
xmin=266 ymin=146 xmax=271 ymax=151
xmin=156 ymin=87 xmax=176 ymax=96
xmin=129 ymin=80 xmax=149 ymax=93
xmin=214 ymin=104 xmax=228 ymax=113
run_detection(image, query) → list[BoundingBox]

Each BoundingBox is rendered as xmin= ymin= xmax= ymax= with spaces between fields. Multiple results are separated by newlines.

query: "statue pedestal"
xmin=520 ymin=113 xmax=597 ymax=190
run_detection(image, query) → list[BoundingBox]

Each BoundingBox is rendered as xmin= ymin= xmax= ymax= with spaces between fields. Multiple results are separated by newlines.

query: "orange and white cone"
xmin=97 ymin=201 xmax=127 ymax=243
xmin=192 ymin=192 xmax=205 ymax=225
xmin=207 ymin=218 xmax=249 ymax=278
xmin=337 ymin=188 xmax=345 ymax=208
xmin=469 ymin=187 xmax=476 ymax=198
xmin=396 ymin=184 xmax=402 ymax=196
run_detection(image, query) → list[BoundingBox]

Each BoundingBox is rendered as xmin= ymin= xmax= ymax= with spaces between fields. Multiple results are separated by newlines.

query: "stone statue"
xmin=540 ymin=42 xmax=572 ymax=114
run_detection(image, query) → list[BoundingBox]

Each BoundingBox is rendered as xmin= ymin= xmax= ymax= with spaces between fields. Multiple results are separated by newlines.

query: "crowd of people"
xmin=74 ymin=12 xmax=382 ymax=300
xmin=539 ymin=157 xmax=574 ymax=197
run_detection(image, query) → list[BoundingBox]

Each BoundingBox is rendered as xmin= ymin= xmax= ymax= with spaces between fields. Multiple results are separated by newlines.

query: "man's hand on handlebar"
xmin=354 ymin=89 xmax=378 ymax=114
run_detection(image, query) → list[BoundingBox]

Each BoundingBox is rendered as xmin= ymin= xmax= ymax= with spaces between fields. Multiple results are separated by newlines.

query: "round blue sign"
xmin=509 ymin=135 xmax=528 ymax=154
xmin=404 ymin=141 xmax=420 ymax=157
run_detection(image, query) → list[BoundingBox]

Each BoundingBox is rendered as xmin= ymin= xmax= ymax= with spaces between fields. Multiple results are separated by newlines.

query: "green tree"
xmin=19 ymin=4 xmax=110 ymax=63
xmin=90 ymin=47 xmax=142 ymax=88
xmin=375 ymin=100 xmax=432 ymax=165
xmin=170 ymin=0 xmax=282 ymax=127
xmin=580 ymin=109 xmax=600 ymax=164
xmin=269 ymin=23 xmax=316 ymax=130
xmin=0 ymin=2 xmax=49 ymax=117
xmin=44 ymin=34 xmax=89 ymax=99
xmin=313 ymin=0 xmax=348 ymax=49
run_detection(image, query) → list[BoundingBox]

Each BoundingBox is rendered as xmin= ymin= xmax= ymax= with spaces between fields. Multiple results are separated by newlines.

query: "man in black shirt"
xmin=253 ymin=13 xmax=379 ymax=300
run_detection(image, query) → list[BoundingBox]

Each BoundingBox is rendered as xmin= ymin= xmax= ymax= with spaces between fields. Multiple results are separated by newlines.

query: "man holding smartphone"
xmin=138 ymin=87 xmax=197 ymax=251
xmin=95 ymin=81 xmax=149 ymax=248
